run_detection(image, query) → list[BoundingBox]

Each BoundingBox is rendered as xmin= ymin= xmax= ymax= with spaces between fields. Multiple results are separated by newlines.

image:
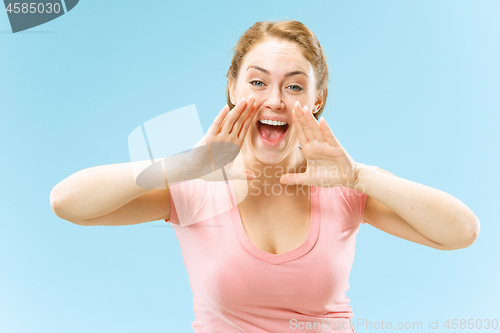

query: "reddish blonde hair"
xmin=226 ymin=20 xmax=329 ymax=119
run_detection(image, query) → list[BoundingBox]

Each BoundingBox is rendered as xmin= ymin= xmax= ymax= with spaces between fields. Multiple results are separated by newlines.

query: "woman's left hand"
xmin=280 ymin=101 xmax=361 ymax=188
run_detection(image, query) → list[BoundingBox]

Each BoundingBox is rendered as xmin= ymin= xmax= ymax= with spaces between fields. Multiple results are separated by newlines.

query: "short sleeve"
xmin=341 ymin=165 xmax=379 ymax=225
xmin=163 ymin=179 xmax=235 ymax=227
xmin=164 ymin=185 xmax=180 ymax=225
xmin=163 ymin=179 xmax=207 ymax=226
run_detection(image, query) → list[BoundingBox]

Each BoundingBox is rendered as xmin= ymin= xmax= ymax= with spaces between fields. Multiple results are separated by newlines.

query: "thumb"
xmin=280 ymin=172 xmax=309 ymax=185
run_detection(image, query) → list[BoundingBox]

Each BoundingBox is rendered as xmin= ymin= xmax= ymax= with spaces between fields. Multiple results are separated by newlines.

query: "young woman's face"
xmin=230 ymin=38 xmax=322 ymax=166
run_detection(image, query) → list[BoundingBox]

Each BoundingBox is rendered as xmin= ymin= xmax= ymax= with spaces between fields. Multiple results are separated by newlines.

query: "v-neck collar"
xmin=228 ymin=180 xmax=320 ymax=265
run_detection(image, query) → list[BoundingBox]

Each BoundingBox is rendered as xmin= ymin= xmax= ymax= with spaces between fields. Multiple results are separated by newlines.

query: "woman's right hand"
xmin=181 ymin=95 xmax=257 ymax=182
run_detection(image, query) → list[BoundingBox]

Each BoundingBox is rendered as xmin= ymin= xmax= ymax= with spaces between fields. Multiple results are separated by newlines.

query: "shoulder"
xmin=169 ymin=179 xmax=235 ymax=226
xmin=169 ymin=178 xmax=229 ymax=198
xmin=315 ymin=185 xmax=367 ymax=226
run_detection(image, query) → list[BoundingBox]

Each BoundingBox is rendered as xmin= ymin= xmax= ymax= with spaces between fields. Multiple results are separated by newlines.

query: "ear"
xmin=228 ymin=78 xmax=236 ymax=105
xmin=312 ymin=89 xmax=325 ymax=114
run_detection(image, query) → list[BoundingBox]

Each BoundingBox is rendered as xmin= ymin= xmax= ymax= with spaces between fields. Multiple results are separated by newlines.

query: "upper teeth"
xmin=259 ymin=119 xmax=287 ymax=126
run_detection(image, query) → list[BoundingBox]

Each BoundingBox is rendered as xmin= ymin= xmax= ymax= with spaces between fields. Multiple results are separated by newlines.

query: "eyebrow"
xmin=247 ymin=65 xmax=309 ymax=78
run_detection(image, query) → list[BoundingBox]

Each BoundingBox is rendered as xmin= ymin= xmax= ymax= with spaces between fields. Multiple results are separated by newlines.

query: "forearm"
xmin=50 ymin=160 xmax=162 ymax=221
xmin=353 ymin=163 xmax=480 ymax=248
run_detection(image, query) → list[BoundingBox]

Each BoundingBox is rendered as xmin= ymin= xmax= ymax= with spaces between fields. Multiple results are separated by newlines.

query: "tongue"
xmin=260 ymin=124 xmax=286 ymax=142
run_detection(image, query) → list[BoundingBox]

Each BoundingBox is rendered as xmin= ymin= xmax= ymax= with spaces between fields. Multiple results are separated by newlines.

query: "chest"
xmin=236 ymin=193 xmax=311 ymax=255
xmin=173 ymin=181 xmax=361 ymax=319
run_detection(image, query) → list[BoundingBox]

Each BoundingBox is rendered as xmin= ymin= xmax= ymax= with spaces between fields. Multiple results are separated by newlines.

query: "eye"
xmin=250 ymin=80 xmax=265 ymax=87
xmin=287 ymin=84 xmax=303 ymax=92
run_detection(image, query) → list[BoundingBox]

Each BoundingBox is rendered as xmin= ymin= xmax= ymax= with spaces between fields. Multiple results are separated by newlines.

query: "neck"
xmin=241 ymin=144 xmax=307 ymax=185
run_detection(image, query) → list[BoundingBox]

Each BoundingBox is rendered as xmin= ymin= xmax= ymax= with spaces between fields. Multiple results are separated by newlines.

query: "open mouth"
xmin=257 ymin=119 xmax=289 ymax=146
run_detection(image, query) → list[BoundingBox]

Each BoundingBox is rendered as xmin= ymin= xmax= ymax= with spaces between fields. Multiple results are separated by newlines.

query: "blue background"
xmin=1 ymin=0 xmax=498 ymax=332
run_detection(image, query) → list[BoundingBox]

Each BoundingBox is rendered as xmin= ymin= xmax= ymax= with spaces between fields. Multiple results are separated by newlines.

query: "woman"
xmin=51 ymin=21 xmax=480 ymax=332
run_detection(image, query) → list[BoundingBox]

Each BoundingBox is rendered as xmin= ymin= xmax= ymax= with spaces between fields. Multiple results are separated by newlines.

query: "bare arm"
xmin=361 ymin=166 xmax=480 ymax=250
xmin=50 ymin=97 xmax=258 ymax=226
xmin=50 ymin=160 xmax=170 ymax=225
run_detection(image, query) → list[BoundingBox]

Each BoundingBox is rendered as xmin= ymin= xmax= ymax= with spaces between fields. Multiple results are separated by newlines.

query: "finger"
xmin=294 ymin=101 xmax=315 ymax=142
xmin=319 ymin=117 xmax=342 ymax=147
xmin=238 ymin=101 xmax=258 ymax=139
xmin=231 ymin=95 xmax=255 ymax=136
xmin=279 ymin=172 xmax=309 ymax=186
xmin=303 ymin=106 xmax=325 ymax=142
xmin=291 ymin=106 xmax=308 ymax=145
xmin=220 ymin=97 xmax=247 ymax=134
xmin=207 ymin=105 xmax=230 ymax=136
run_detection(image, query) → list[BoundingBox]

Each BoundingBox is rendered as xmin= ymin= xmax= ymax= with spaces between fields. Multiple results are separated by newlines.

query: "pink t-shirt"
xmin=165 ymin=166 xmax=378 ymax=333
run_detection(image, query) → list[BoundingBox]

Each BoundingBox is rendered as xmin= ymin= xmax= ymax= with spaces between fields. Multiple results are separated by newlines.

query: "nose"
xmin=262 ymin=87 xmax=285 ymax=111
